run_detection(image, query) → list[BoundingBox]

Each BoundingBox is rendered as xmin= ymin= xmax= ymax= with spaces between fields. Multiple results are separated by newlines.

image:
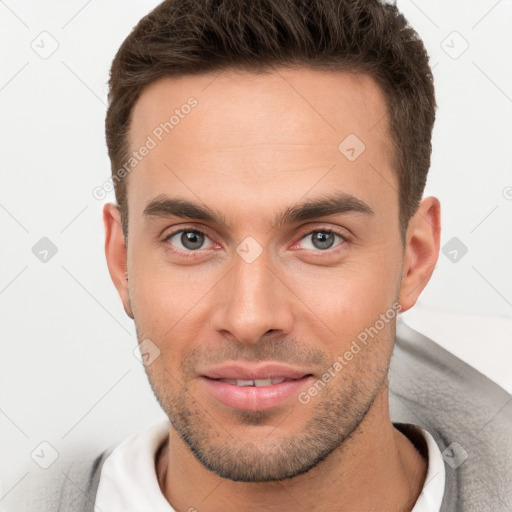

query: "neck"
xmin=156 ymin=384 xmax=427 ymax=512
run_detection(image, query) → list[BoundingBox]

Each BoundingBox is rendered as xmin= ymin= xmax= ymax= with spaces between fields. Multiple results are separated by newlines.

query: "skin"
xmin=104 ymin=67 xmax=441 ymax=512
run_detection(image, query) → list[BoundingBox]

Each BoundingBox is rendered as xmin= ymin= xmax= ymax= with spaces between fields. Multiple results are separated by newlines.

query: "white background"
xmin=1 ymin=0 xmax=511 ymax=508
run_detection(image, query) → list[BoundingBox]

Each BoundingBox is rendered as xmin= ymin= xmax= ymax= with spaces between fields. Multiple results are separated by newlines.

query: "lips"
xmin=199 ymin=363 xmax=314 ymax=411
xmin=217 ymin=378 xmax=288 ymax=386
xmin=201 ymin=362 xmax=310 ymax=381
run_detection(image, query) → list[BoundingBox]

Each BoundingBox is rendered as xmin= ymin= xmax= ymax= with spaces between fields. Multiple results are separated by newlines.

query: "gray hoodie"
xmin=14 ymin=319 xmax=512 ymax=511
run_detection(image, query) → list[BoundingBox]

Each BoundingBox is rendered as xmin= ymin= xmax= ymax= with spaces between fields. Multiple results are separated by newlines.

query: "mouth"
xmin=212 ymin=377 xmax=298 ymax=386
xmin=198 ymin=363 xmax=315 ymax=411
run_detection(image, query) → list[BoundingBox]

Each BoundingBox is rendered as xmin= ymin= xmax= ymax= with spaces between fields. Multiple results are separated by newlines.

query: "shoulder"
xmin=390 ymin=318 xmax=511 ymax=424
xmin=390 ymin=318 xmax=512 ymax=510
xmin=15 ymin=446 xmax=113 ymax=512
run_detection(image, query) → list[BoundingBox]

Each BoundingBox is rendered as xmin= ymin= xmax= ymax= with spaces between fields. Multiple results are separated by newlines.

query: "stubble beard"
xmin=145 ymin=361 xmax=389 ymax=483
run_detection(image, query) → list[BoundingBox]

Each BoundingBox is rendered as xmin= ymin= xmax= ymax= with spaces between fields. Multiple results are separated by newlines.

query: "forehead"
xmin=126 ymin=67 xmax=398 ymax=228
xmin=131 ymin=67 xmax=392 ymax=148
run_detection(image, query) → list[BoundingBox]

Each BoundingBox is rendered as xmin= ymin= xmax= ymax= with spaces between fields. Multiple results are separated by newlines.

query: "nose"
xmin=210 ymin=247 xmax=295 ymax=345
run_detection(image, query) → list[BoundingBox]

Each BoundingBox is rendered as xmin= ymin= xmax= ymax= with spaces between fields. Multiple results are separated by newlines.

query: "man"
xmin=24 ymin=0 xmax=512 ymax=510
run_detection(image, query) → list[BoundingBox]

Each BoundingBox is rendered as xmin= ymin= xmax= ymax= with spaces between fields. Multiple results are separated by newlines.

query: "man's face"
xmin=124 ymin=68 xmax=405 ymax=481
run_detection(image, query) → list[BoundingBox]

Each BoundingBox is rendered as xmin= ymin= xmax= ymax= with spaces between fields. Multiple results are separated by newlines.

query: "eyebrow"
xmin=142 ymin=191 xmax=375 ymax=229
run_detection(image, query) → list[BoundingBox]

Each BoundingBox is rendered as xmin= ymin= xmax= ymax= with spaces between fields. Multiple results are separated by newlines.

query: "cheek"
xmin=130 ymin=242 xmax=202 ymax=310
xmin=294 ymin=259 xmax=398 ymax=323
xmin=288 ymin=258 xmax=400 ymax=368
xmin=128 ymin=265 xmax=177 ymax=336
xmin=128 ymin=260 xmax=216 ymax=361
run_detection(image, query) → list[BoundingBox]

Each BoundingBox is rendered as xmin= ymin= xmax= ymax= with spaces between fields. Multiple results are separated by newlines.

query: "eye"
xmin=164 ymin=229 xmax=216 ymax=252
xmin=297 ymin=229 xmax=346 ymax=251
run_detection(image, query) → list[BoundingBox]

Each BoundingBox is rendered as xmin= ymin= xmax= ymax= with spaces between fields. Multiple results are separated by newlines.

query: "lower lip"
xmin=199 ymin=376 xmax=314 ymax=411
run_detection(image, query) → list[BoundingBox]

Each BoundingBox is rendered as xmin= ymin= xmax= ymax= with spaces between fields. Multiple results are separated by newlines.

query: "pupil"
xmin=313 ymin=232 xmax=334 ymax=250
xmin=182 ymin=231 xmax=204 ymax=250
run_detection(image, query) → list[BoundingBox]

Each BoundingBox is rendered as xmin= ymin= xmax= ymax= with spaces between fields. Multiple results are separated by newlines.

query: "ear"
xmin=103 ymin=203 xmax=134 ymax=319
xmin=398 ymin=196 xmax=441 ymax=313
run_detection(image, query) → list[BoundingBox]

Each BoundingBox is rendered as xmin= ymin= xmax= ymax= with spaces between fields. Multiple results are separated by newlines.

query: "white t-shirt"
xmin=95 ymin=420 xmax=446 ymax=512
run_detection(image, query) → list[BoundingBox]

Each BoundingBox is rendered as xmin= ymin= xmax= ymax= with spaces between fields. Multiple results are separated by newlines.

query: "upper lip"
xmin=200 ymin=362 xmax=311 ymax=380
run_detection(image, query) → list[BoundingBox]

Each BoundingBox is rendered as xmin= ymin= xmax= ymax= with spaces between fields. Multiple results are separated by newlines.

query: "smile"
xmin=216 ymin=378 xmax=290 ymax=386
xmin=197 ymin=362 xmax=315 ymax=410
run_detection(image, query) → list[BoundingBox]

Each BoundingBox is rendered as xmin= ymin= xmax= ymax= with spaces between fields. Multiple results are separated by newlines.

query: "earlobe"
xmin=398 ymin=196 xmax=441 ymax=313
xmin=103 ymin=203 xmax=134 ymax=319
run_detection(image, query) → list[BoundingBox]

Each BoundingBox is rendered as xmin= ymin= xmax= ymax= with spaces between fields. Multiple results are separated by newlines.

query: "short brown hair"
xmin=105 ymin=0 xmax=436 ymax=241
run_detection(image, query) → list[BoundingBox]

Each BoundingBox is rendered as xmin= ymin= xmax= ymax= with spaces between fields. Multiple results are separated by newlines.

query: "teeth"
xmin=236 ymin=379 xmax=254 ymax=387
xmin=217 ymin=378 xmax=288 ymax=386
xmin=254 ymin=379 xmax=272 ymax=386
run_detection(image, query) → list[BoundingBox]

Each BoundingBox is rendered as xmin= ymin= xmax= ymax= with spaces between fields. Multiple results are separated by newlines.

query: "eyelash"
xmin=162 ymin=226 xmax=349 ymax=259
